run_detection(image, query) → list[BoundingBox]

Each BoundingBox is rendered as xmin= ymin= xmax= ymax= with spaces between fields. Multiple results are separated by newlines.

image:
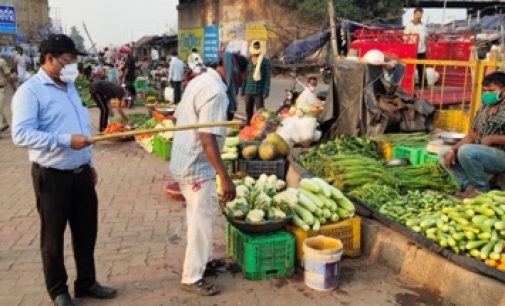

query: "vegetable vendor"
xmin=440 ymin=72 xmax=505 ymax=197
xmin=170 ymin=52 xmax=248 ymax=296
xmin=90 ymin=80 xmax=130 ymax=132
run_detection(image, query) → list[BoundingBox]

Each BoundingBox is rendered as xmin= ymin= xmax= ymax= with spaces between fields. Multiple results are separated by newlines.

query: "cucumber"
xmin=338 ymin=197 xmax=356 ymax=213
xmin=299 ymin=189 xmax=325 ymax=209
xmin=477 ymin=232 xmax=491 ymax=240
xmin=495 ymin=221 xmax=505 ymax=230
xmin=480 ymin=241 xmax=495 ymax=260
xmin=493 ymin=239 xmax=503 ymax=253
xmin=470 ymin=249 xmax=480 ymax=258
xmin=466 ymin=240 xmax=487 ymax=250
xmin=489 ymin=252 xmax=501 ymax=260
xmin=293 ymin=214 xmax=310 ymax=231
xmin=472 ymin=215 xmax=489 ymax=224
xmin=300 ymin=178 xmax=321 ymax=194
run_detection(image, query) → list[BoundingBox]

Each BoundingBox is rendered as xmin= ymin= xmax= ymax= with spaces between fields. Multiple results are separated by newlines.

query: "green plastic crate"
xmin=392 ymin=145 xmax=425 ymax=165
xmin=153 ymin=136 xmax=172 ymax=161
xmin=420 ymin=151 xmax=439 ymax=164
xmin=226 ymin=223 xmax=295 ymax=280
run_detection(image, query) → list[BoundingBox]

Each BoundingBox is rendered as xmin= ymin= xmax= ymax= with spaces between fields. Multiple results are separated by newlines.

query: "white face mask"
xmin=60 ymin=63 xmax=79 ymax=83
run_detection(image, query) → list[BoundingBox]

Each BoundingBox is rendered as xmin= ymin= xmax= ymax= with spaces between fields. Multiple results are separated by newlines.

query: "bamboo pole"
xmin=328 ymin=0 xmax=339 ymax=59
xmin=91 ymin=120 xmax=242 ymax=142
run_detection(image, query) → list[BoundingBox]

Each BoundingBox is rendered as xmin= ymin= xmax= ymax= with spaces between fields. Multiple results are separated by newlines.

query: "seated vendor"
xmin=362 ymin=49 xmax=405 ymax=95
xmin=296 ymin=76 xmax=319 ymax=109
xmin=439 ymin=72 xmax=505 ymax=197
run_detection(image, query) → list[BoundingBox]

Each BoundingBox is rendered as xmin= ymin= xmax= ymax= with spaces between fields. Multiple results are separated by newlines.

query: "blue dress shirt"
xmin=11 ymin=69 xmax=93 ymax=170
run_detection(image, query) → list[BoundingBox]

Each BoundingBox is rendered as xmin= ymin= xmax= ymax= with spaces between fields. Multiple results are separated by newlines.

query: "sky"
xmin=48 ymin=0 xmax=179 ymax=49
xmin=48 ymin=1 xmax=467 ymax=50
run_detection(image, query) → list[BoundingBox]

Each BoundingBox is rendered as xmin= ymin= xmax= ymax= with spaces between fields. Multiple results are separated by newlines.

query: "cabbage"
xmin=246 ymin=209 xmax=265 ymax=223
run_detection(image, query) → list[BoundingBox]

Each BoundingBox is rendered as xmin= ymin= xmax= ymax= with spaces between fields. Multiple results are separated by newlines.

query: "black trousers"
xmin=91 ymin=93 xmax=109 ymax=132
xmin=172 ymin=81 xmax=182 ymax=104
xmin=31 ymin=163 xmax=98 ymax=299
xmin=417 ymin=52 xmax=426 ymax=85
xmin=244 ymin=94 xmax=265 ymax=125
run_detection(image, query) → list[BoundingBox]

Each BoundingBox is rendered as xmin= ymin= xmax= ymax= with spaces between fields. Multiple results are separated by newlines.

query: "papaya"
xmin=241 ymin=145 xmax=258 ymax=160
xmin=258 ymin=143 xmax=277 ymax=161
xmin=263 ymin=133 xmax=290 ymax=156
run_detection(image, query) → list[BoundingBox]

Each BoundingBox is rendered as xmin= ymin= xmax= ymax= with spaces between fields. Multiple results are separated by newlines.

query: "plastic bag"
xmin=164 ymin=86 xmax=174 ymax=102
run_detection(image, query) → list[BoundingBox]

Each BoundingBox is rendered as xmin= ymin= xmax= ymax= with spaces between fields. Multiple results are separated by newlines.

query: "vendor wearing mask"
xmin=241 ymin=40 xmax=271 ymax=125
xmin=440 ymin=72 xmax=505 ymax=198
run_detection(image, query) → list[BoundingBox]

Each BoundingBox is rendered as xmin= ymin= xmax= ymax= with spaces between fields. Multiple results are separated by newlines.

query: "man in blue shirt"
xmin=11 ymin=34 xmax=117 ymax=306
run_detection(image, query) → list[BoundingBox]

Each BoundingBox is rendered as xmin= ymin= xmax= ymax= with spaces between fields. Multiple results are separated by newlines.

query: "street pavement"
xmin=0 ymin=81 xmax=444 ymax=306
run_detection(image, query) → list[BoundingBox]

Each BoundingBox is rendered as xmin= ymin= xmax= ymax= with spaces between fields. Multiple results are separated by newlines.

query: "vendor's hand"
xmin=443 ymin=149 xmax=456 ymax=168
xmin=91 ymin=167 xmax=98 ymax=186
xmin=219 ymin=174 xmax=236 ymax=203
xmin=70 ymin=135 xmax=92 ymax=150
xmin=481 ymin=135 xmax=495 ymax=146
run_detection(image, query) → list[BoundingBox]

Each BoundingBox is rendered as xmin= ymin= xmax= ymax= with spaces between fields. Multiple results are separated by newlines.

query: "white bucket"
xmin=302 ymin=235 xmax=343 ymax=291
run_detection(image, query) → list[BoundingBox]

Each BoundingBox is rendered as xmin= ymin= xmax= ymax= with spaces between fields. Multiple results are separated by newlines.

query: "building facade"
xmin=177 ymin=0 xmax=317 ymax=58
xmin=1 ymin=0 xmax=49 ymax=42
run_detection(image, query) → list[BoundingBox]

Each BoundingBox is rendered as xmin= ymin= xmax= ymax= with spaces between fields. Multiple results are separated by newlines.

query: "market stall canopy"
xmin=135 ymin=35 xmax=157 ymax=48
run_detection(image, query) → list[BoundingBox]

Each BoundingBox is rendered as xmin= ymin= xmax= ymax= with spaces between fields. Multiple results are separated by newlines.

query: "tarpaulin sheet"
xmin=322 ymin=60 xmax=389 ymax=139
xmin=282 ymin=31 xmax=331 ymax=64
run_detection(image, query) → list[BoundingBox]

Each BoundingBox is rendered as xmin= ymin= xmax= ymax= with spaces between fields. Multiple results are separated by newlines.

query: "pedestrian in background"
xmin=122 ymin=51 xmax=137 ymax=107
xmin=90 ymin=80 xmax=129 ymax=132
xmin=14 ymin=46 xmax=30 ymax=84
xmin=241 ymin=40 xmax=271 ymax=124
xmin=168 ymin=50 xmax=184 ymax=104
xmin=11 ymin=34 xmax=117 ymax=306
xmin=404 ymin=7 xmax=427 ymax=85
xmin=0 ymin=55 xmax=17 ymax=134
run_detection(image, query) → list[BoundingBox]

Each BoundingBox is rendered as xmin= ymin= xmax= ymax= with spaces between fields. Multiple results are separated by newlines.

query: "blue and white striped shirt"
xmin=170 ymin=68 xmax=228 ymax=184
xmin=11 ymin=69 xmax=93 ymax=170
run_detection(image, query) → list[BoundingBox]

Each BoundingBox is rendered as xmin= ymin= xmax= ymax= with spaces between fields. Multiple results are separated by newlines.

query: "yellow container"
xmin=434 ymin=109 xmax=470 ymax=133
xmin=378 ymin=141 xmax=393 ymax=161
xmin=286 ymin=216 xmax=361 ymax=265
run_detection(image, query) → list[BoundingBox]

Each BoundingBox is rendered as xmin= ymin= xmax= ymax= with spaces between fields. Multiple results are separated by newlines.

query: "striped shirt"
xmin=169 ymin=68 xmax=228 ymax=184
xmin=472 ymin=102 xmax=505 ymax=150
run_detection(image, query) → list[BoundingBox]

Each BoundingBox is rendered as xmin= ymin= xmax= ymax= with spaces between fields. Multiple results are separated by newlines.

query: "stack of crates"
xmin=419 ymin=150 xmax=439 ymax=165
xmin=392 ymin=145 xmax=425 ymax=166
xmin=226 ymin=223 xmax=295 ymax=280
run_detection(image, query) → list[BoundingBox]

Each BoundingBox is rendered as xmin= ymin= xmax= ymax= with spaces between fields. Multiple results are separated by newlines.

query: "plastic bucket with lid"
xmin=302 ymin=235 xmax=343 ymax=291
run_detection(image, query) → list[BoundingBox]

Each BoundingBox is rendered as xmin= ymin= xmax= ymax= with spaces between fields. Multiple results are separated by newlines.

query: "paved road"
xmin=0 ymin=83 xmax=442 ymax=306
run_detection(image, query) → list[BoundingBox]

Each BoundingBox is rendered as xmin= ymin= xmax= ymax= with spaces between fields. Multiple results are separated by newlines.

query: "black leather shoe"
xmin=54 ymin=293 xmax=74 ymax=306
xmin=75 ymin=282 xmax=117 ymax=299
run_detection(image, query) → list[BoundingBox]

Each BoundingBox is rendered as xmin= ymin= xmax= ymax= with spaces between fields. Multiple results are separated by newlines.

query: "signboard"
xmin=0 ymin=6 xmax=16 ymax=35
xmin=246 ymin=22 xmax=268 ymax=41
xmin=203 ymin=26 xmax=219 ymax=63
xmin=178 ymin=28 xmax=204 ymax=61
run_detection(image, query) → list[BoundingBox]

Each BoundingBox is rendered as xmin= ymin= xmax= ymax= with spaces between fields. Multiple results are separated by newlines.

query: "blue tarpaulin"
xmin=471 ymin=14 xmax=505 ymax=31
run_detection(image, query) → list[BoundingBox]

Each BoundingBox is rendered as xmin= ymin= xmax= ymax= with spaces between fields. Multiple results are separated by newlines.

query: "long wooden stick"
xmin=92 ymin=120 xmax=242 ymax=142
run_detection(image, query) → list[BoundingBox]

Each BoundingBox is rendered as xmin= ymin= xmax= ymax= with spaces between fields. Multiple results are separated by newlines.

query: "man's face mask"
xmin=482 ymin=91 xmax=502 ymax=105
xmin=59 ymin=62 xmax=79 ymax=83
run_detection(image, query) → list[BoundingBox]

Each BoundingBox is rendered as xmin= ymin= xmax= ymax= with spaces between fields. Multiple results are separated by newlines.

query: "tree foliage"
xmin=271 ymin=0 xmax=404 ymax=24
xmin=69 ymin=26 xmax=85 ymax=51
